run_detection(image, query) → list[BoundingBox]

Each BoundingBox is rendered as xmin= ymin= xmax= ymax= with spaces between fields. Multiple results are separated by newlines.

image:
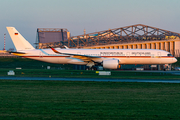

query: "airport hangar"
xmin=36 ymin=24 xmax=180 ymax=70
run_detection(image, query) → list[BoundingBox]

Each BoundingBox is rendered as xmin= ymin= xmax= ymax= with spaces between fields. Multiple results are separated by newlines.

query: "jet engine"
xmin=102 ymin=59 xmax=119 ymax=69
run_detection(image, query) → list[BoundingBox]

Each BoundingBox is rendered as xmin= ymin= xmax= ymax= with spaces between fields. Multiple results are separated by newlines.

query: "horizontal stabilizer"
xmin=8 ymin=51 xmax=26 ymax=54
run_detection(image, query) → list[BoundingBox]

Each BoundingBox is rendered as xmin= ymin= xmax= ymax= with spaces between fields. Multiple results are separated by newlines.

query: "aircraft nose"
xmin=174 ymin=57 xmax=177 ymax=63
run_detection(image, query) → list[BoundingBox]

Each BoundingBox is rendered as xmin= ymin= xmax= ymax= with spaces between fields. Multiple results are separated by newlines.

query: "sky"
xmin=1 ymin=0 xmax=180 ymax=50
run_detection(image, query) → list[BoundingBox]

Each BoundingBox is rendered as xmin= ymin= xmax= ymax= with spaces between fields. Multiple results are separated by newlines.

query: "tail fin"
xmin=6 ymin=27 xmax=35 ymax=51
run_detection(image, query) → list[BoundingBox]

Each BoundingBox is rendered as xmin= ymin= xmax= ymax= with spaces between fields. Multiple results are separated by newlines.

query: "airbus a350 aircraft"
xmin=6 ymin=27 xmax=177 ymax=70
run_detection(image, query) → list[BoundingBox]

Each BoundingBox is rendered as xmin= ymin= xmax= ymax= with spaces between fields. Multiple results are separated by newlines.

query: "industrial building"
xmin=36 ymin=28 xmax=70 ymax=49
xmin=21 ymin=24 xmax=179 ymax=70
xmin=36 ymin=24 xmax=180 ymax=58
xmin=0 ymin=50 xmax=16 ymax=58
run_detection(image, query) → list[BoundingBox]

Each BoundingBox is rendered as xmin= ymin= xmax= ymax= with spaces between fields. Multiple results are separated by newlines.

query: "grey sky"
xmin=1 ymin=0 xmax=180 ymax=49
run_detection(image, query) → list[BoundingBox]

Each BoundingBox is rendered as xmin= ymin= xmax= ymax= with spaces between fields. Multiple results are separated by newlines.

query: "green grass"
xmin=0 ymin=57 xmax=73 ymax=69
xmin=0 ymin=80 xmax=180 ymax=119
xmin=1 ymin=69 xmax=180 ymax=79
xmin=0 ymin=57 xmax=180 ymax=79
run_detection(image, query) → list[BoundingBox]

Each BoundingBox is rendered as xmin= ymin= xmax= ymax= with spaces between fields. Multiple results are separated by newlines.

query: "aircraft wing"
xmin=50 ymin=47 xmax=102 ymax=62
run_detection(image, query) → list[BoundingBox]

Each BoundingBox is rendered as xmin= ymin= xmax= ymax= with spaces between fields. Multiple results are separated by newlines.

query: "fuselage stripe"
xmin=21 ymin=56 xmax=174 ymax=58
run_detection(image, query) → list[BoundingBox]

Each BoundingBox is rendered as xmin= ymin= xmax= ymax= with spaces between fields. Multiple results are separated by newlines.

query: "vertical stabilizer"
xmin=6 ymin=27 xmax=35 ymax=51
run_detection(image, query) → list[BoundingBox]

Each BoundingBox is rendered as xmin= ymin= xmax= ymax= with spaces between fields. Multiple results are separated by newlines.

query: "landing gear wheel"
xmin=91 ymin=66 xmax=97 ymax=71
xmin=86 ymin=66 xmax=97 ymax=71
xmin=86 ymin=67 xmax=90 ymax=70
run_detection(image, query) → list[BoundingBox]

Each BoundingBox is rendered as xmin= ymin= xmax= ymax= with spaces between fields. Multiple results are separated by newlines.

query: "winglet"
xmin=64 ymin=45 xmax=69 ymax=49
xmin=49 ymin=46 xmax=61 ymax=54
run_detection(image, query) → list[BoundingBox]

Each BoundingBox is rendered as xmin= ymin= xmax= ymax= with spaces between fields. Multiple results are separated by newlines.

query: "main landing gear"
xmin=85 ymin=66 xmax=98 ymax=71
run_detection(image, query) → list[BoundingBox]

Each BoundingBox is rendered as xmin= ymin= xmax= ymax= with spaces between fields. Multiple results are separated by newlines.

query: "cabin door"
xmin=126 ymin=52 xmax=130 ymax=58
xmin=158 ymin=52 xmax=161 ymax=58
xmin=39 ymin=51 xmax=43 ymax=58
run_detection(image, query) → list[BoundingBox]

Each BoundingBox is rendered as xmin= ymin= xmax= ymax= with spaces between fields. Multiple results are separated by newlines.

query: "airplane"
xmin=6 ymin=27 xmax=177 ymax=70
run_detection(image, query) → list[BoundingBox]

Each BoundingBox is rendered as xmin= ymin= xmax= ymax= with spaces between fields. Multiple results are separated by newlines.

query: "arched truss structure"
xmin=38 ymin=24 xmax=180 ymax=49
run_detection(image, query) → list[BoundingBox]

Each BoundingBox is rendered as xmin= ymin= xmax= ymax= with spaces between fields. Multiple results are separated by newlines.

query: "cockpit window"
xmin=167 ymin=54 xmax=173 ymax=57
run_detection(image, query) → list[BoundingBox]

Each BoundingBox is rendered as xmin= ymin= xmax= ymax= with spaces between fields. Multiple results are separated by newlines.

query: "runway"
xmin=0 ymin=76 xmax=180 ymax=83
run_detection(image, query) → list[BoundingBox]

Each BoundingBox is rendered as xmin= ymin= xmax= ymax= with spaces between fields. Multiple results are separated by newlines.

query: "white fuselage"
xmin=16 ymin=49 xmax=177 ymax=65
xmin=6 ymin=27 xmax=177 ymax=69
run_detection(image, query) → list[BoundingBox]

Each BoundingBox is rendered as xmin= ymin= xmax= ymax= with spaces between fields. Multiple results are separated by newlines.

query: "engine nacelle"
xmin=103 ymin=59 xmax=119 ymax=69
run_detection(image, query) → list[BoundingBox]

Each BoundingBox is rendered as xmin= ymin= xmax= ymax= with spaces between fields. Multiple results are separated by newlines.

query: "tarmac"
xmin=0 ymin=76 xmax=180 ymax=83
